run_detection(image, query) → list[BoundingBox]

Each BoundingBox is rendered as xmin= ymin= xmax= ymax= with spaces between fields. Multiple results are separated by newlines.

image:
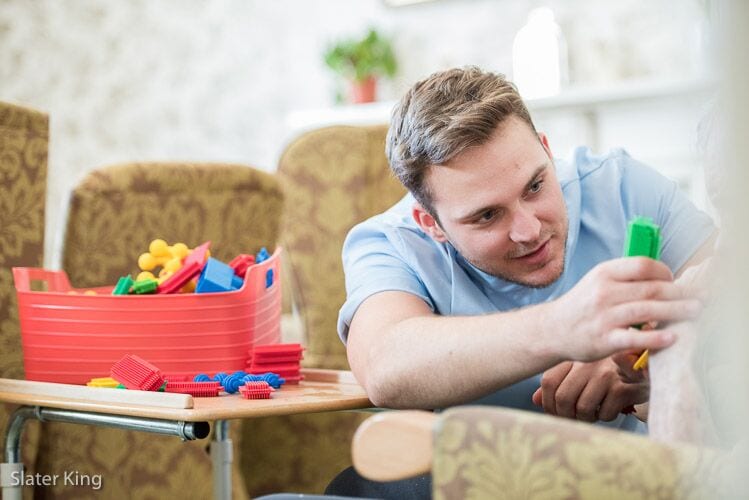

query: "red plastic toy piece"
xmin=239 ymin=381 xmax=274 ymax=399
xmin=110 ymin=354 xmax=165 ymax=391
xmin=165 ymin=381 xmax=221 ymax=397
xmin=247 ymin=343 xmax=305 ymax=384
xmin=229 ymin=254 xmax=256 ymax=278
xmin=157 ymin=241 xmax=211 ymax=294
xmin=249 ymin=343 xmax=304 ymax=364
xmin=247 ymin=343 xmax=304 ymax=383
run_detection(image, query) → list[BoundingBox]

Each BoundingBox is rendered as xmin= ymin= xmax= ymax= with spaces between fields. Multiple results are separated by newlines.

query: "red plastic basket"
xmin=13 ymin=248 xmax=282 ymax=384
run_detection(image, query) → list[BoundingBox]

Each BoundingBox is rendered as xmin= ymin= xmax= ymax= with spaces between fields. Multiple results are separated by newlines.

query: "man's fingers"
xmin=574 ymin=378 xmax=608 ymax=422
xmin=531 ymin=387 xmax=542 ymax=406
xmin=611 ymin=351 xmax=647 ymax=383
xmin=553 ymin=366 xmax=590 ymax=419
xmin=598 ymin=391 xmax=626 ymax=421
xmin=606 ymin=328 xmax=677 ymax=352
xmin=540 ymin=362 xmax=573 ymax=416
xmin=598 ymin=385 xmax=648 ymax=421
xmin=602 ymin=257 xmax=674 ymax=282
xmin=604 ymin=281 xmax=691 ymax=307
xmin=608 ymin=299 xmax=702 ymax=328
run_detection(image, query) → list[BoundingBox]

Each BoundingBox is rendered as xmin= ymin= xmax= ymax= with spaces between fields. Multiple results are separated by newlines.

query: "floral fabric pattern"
xmin=433 ymin=407 xmax=725 ymax=500
xmin=0 ymin=101 xmax=47 ymax=499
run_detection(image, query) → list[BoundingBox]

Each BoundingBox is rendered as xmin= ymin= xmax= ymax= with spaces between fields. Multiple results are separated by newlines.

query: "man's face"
xmin=414 ymin=116 xmax=568 ymax=288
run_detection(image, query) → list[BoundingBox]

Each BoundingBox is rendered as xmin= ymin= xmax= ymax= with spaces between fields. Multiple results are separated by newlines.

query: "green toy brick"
xmin=133 ymin=278 xmax=158 ymax=294
xmin=112 ymin=275 xmax=134 ymax=295
xmin=623 ymin=216 xmax=661 ymax=260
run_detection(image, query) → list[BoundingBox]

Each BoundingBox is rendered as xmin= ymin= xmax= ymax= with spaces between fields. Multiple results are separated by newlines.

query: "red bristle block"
xmin=239 ymin=381 xmax=274 ymax=399
xmin=165 ymin=381 xmax=221 ymax=397
xmin=247 ymin=363 xmax=301 ymax=378
xmin=110 ymin=354 xmax=165 ymax=391
xmin=249 ymin=344 xmax=304 ymax=363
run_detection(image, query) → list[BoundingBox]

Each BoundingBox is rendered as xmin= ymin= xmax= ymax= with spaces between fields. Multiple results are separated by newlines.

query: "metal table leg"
xmin=1 ymin=406 xmax=209 ymax=500
xmin=211 ymin=419 xmax=232 ymax=500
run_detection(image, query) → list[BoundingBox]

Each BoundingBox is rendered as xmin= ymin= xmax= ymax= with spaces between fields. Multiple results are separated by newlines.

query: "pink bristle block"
xmin=110 ymin=354 xmax=165 ymax=391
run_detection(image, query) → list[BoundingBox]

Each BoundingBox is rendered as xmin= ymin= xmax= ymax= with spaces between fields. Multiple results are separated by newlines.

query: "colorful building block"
xmin=112 ymin=276 xmax=134 ymax=295
xmin=86 ymin=376 xmax=120 ymax=388
xmin=623 ymin=216 xmax=662 ymax=371
xmin=133 ymin=278 xmax=158 ymax=294
xmin=196 ymin=258 xmax=243 ymax=293
xmin=165 ymin=381 xmax=221 ymax=397
xmin=623 ymin=216 xmax=661 ymax=260
xmin=239 ymin=381 xmax=274 ymax=399
xmin=110 ymin=354 xmax=165 ymax=391
xmin=256 ymin=247 xmax=270 ymax=264
xmin=157 ymin=241 xmax=211 ymax=294
xmin=229 ymin=254 xmax=255 ymax=278
xmin=247 ymin=343 xmax=304 ymax=384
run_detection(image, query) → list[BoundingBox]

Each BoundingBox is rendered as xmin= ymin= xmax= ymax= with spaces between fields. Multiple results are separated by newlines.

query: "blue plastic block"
xmin=196 ymin=258 xmax=244 ymax=293
xmin=194 ymin=373 xmax=211 ymax=382
xmin=256 ymin=247 xmax=270 ymax=263
xmin=243 ymin=372 xmax=284 ymax=389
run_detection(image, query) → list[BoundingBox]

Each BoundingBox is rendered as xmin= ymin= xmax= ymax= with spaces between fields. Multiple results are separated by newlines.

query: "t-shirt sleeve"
xmin=619 ymin=154 xmax=716 ymax=273
xmin=336 ymin=219 xmax=434 ymax=344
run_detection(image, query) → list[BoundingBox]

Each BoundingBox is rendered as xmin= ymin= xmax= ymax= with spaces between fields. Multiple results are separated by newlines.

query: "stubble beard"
xmin=457 ymin=231 xmax=568 ymax=289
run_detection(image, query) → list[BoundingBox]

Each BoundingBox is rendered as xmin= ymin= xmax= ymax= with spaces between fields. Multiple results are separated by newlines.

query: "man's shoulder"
xmin=564 ymin=146 xmax=662 ymax=194
xmin=344 ymin=194 xmax=437 ymax=257
xmin=567 ymin=146 xmax=634 ymax=181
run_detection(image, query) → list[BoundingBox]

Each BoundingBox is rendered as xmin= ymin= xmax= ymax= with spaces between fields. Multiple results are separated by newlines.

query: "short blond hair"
xmin=386 ymin=66 xmax=536 ymax=215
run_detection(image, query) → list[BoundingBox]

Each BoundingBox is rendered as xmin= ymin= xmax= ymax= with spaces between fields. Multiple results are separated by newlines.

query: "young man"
xmin=338 ymin=66 xmax=716 ymax=430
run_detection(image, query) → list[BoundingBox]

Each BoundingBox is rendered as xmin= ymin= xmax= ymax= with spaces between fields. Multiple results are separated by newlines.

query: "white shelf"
xmin=285 ymin=76 xmax=715 ymax=132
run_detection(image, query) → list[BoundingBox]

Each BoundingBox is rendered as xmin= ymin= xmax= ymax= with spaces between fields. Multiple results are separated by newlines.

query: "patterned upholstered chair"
xmin=31 ymin=162 xmax=283 ymax=499
xmin=238 ymin=125 xmax=406 ymax=496
xmin=0 ymin=100 xmax=48 ymax=496
xmin=354 ymin=407 xmax=727 ymax=499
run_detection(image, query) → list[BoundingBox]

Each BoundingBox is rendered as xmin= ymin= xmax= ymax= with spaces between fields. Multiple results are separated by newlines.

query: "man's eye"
xmin=529 ymin=180 xmax=544 ymax=194
xmin=477 ymin=211 xmax=495 ymax=223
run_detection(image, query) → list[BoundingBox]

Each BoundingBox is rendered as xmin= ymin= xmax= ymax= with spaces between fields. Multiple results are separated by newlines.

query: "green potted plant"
xmin=324 ymin=28 xmax=398 ymax=104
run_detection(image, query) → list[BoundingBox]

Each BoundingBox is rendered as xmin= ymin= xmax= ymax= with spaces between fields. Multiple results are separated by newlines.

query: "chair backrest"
xmin=63 ymin=162 xmax=283 ymax=287
xmin=277 ymin=125 xmax=406 ymax=369
xmin=0 ymin=101 xmax=48 ymax=378
xmin=433 ymin=406 xmax=720 ymax=499
xmin=352 ymin=406 xmax=725 ymax=499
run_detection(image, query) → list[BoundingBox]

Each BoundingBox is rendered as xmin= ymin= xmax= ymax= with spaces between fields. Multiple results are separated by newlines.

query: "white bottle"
xmin=512 ymin=7 xmax=569 ymax=99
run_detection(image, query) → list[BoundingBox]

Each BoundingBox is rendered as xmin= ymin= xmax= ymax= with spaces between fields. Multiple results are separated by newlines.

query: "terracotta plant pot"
xmin=350 ymin=77 xmax=377 ymax=104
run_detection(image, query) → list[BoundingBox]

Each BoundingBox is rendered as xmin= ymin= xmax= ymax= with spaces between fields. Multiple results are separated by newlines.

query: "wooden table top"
xmin=0 ymin=369 xmax=373 ymax=422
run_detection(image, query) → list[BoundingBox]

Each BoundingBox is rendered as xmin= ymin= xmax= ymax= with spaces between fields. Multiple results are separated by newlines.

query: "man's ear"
xmin=538 ymin=131 xmax=553 ymax=158
xmin=412 ymin=203 xmax=448 ymax=243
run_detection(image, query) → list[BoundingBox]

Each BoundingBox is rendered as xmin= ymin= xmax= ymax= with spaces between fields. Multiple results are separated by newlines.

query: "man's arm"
xmin=347 ymin=257 xmax=701 ymax=409
xmin=528 ymin=231 xmax=718 ymax=422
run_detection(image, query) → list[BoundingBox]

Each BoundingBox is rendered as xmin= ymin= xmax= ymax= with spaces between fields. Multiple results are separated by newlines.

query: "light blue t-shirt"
xmin=338 ymin=147 xmax=716 ymax=431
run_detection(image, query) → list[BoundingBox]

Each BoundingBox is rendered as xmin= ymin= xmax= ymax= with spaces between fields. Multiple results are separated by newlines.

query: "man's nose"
xmin=508 ymin=206 xmax=541 ymax=243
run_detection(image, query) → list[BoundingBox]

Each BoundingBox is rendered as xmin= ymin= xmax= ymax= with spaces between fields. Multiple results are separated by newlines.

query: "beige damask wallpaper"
xmin=0 ymin=0 xmax=704 ymax=267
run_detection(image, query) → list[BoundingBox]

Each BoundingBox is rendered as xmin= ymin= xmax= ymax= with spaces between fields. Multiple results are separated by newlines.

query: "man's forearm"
xmin=361 ymin=302 xmax=562 ymax=409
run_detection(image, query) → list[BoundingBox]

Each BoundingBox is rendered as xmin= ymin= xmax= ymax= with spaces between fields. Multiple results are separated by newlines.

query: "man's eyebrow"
xmin=522 ymin=163 xmax=549 ymax=192
xmin=457 ymin=163 xmax=549 ymax=222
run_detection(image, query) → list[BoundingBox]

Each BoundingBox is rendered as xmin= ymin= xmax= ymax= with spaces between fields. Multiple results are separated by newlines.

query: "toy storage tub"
xmin=13 ymin=248 xmax=282 ymax=384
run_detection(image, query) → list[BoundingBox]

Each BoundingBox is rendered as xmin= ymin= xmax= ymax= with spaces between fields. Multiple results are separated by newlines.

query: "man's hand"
xmin=547 ymin=257 xmax=703 ymax=362
xmin=532 ymin=356 xmax=649 ymax=422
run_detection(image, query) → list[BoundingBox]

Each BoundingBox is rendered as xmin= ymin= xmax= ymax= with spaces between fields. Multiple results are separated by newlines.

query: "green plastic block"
xmin=133 ymin=278 xmax=158 ymax=294
xmin=623 ymin=216 xmax=661 ymax=260
xmin=112 ymin=275 xmax=134 ymax=295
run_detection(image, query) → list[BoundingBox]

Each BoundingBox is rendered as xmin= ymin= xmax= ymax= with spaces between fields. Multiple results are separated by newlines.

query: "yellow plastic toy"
xmin=135 ymin=239 xmax=197 ymax=292
xmin=86 ymin=377 xmax=120 ymax=388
